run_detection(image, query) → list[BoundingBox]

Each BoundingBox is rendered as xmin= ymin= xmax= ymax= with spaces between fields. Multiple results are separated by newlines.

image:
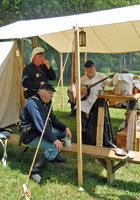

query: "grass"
xmin=0 ymin=73 xmax=140 ymax=200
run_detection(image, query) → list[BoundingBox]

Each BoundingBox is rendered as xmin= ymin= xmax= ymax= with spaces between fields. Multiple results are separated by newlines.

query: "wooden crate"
xmin=136 ymin=131 xmax=140 ymax=151
xmin=136 ymin=138 xmax=140 ymax=151
xmin=117 ymin=128 xmax=140 ymax=151
xmin=117 ymin=128 xmax=127 ymax=149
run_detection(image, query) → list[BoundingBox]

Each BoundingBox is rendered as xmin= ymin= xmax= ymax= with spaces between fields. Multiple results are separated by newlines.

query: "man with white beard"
xmin=80 ymin=60 xmax=114 ymax=129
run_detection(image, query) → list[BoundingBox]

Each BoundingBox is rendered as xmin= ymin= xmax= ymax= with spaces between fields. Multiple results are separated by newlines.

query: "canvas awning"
xmin=0 ymin=5 xmax=140 ymax=53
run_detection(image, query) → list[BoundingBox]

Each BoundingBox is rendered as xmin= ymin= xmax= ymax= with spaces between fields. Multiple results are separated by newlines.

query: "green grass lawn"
xmin=0 ymin=74 xmax=140 ymax=200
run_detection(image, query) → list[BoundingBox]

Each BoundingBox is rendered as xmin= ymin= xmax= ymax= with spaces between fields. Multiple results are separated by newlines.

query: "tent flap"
xmin=0 ymin=41 xmax=22 ymax=127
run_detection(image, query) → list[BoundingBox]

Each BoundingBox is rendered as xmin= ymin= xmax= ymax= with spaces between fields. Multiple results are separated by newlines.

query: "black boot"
xmin=30 ymin=154 xmax=49 ymax=184
xmin=50 ymin=153 xmax=67 ymax=163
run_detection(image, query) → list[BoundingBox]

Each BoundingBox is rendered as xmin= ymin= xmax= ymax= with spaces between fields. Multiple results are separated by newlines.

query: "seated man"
xmin=22 ymin=47 xmax=56 ymax=98
xmin=20 ymin=83 xmax=71 ymax=184
xmin=80 ymin=60 xmax=114 ymax=129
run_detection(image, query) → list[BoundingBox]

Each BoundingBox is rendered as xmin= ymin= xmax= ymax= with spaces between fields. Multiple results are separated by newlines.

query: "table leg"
xmin=96 ymin=98 xmax=105 ymax=147
xmin=126 ymin=100 xmax=136 ymax=151
xmin=107 ymin=160 xmax=115 ymax=185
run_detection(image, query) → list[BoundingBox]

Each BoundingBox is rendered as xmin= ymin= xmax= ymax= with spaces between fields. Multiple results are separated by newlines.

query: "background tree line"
xmin=0 ymin=0 xmax=140 ymax=80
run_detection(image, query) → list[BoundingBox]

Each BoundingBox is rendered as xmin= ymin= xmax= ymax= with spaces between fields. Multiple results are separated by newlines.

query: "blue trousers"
xmin=27 ymin=128 xmax=66 ymax=161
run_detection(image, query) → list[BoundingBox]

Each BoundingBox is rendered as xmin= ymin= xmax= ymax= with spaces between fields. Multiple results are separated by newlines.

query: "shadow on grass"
xmin=1 ymin=146 xmax=139 ymax=200
xmin=83 ymin=169 xmax=139 ymax=199
xmin=87 ymin=193 xmax=138 ymax=200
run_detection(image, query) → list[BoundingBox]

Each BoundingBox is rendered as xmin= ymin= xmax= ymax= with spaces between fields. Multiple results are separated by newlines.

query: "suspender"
xmin=31 ymin=96 xmax=54 ymax=132
xmin=82 ymin=73 xmax=104 ymax=89
xmin=97 ymin=72 xmax=104 ymax=89
xmin=43 ymin=103 xmax=54 ymax=133
xmin=34 ymin=65 xmax=48 ymax=77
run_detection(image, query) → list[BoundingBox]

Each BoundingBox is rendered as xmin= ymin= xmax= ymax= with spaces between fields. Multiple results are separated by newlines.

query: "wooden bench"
xmin=4 ymin=134 xmax=140 ymax=184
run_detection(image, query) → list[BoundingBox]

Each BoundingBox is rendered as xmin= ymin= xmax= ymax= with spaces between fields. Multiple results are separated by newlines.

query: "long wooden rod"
xmin=21 ymin=38 xmax=25 ymax=71
xmin=84 ymin=52 xmax=87 ymax=63
xmin=21 ymin=38 xmax=25 ymax=110
xmin=75 ymin=27 xmax=83 ymax=187
xmin=84 ymin=53 xmax=87 ymax=75
xmin=60 ymin=53 xmax=64 ymax=110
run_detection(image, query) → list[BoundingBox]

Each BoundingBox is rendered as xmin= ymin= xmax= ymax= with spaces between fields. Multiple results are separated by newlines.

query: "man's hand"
xmin=42 ymin=60 xmax=50 ymax=69
xmin=66 ymin=127 xmax=72 ymax=139
xmin=110 ymin=80 xmax=114 ymax=86
xmin=81 ymin=88 xmax=87 ymax=96
xmin=40 ymin=81 xmax=44 ymax=85
xmin=53 ymin=139 xmax=63 ymax=151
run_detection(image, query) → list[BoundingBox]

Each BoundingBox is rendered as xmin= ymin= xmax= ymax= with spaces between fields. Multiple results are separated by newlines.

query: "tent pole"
xmin=21 ymin=38 xmax=25 ymax=110
xmin=21 ymin=38 xmax=25 ymax=71
xmin=75 ymin=27 xmax=83 ymax=187
xmin=60 ymin=53 xmax=64 ymax=110
xmin=84 ymin=53 xmax=87 ymax=75
xmin=84 ymin=52 xmax=87 ymax=63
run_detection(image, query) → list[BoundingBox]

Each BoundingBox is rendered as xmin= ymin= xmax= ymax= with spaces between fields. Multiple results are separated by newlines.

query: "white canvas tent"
xmin=0 ymin=41 xmax=23 ymax=127
xmin=0 ymin=5 xmax=140 ymax=53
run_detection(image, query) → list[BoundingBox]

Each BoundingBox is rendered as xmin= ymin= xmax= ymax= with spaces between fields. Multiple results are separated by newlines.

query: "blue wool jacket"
xmin=22 ymin=63 xmax=56 ymax=89
xmin=21 ymin=93 xmax=67 ymax=144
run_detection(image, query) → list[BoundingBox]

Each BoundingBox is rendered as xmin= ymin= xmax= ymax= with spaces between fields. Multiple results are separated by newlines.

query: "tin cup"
xmin=63 ymin=137 xmax=71 ymax=147
xmin=98 ymin=90 xmax=104 ymax=95
xmin=121 ymin=90 xmax=129 ymax=97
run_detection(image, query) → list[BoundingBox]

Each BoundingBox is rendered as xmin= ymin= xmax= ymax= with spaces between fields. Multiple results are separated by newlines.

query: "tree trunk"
xmin=123 ymin=53 xmax=126 ymax=68
xmin=54 ymin=56 xmax=60 ymax=77
xmin=119 ymin=54 xmax=122 ymax=72
xmin=129 ymin=52 xmax=133 ymax=69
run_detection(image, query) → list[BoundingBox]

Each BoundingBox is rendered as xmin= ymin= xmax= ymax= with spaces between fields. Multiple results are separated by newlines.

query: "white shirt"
xmin=80 ymin=72 xmax=112 ymax=113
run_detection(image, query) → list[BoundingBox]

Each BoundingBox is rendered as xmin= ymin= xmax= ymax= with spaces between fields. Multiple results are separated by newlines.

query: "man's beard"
xmin=87 ymin=72 xmax=95 ymax=76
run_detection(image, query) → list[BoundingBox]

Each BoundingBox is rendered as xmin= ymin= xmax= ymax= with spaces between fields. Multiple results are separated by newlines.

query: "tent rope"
xmin=18 ymin=30 xmax=75 ymax=200
xmin=69 ymin=35 xmax=76 ymax=104
xmin=71 ymin=36 xmax=75 ymax=88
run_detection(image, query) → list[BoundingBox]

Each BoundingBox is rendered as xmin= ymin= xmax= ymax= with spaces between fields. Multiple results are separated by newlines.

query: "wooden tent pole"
xmin=75 ymin=27 xmax=83 ymax=187
xmin=84 ymin=53 xmax=87 ymax=75
xmin=21 ymin=38 xmax=25 ymax=71
xmin=84 ymin=52 xmax=87 ymax=63
xmin=60 ymin=53 xmax=64 ymax=110
xmin=21 ymin=38 xmax=25 ymax=111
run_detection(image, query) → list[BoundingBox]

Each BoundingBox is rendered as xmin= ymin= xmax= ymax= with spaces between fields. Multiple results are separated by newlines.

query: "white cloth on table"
xmin=113 ymin=73 xmax=134 ymax=85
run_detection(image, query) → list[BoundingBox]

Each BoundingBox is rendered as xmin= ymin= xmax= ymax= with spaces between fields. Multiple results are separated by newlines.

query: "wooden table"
xmin=96 ymin=93 xmax=140 ymax=151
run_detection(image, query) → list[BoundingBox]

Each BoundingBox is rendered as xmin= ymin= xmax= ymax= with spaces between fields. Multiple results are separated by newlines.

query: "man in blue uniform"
xmin=20 ymin=82 xmax=72 ymax=184
xmin=22 ymin=47 xmax=56 ymax=98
